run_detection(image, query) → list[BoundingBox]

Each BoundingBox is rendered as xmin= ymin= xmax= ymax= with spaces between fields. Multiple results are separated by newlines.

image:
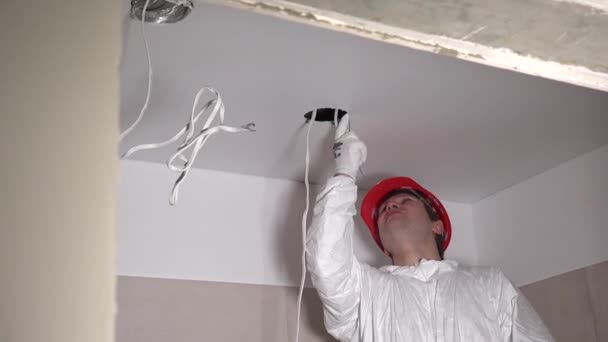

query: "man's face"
xmin=376 ymin=192 xmax=443 ymax=254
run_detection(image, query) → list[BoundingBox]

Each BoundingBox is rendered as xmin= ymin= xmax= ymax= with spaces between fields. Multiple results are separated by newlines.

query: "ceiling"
xmin=120 ymin=2 xmax=608 ymax=203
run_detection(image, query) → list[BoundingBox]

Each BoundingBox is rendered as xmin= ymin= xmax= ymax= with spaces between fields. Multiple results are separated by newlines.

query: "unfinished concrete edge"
xmin=551 ymin=0 xmax=608 ymax=13
xmin=206 ymin=0 xmax=608 ymax=92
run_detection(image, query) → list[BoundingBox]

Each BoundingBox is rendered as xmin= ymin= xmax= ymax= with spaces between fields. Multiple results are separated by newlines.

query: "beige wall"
xmin=117 ymin=261 xmax=608 ymax=342
xmin=0 ymin=1 xmax=120 ymax=342
xmin=521 ymin=261 xmax=608 ymax=342
xmin=116 ymin=277 xmax=332 ymax=342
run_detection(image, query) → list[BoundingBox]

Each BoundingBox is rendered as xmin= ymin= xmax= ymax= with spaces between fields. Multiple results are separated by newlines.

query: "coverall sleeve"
xmin=306 ymin=175 xmax=362 ymax=341
xmin=489 ymin=269 xmax=555 ymax=342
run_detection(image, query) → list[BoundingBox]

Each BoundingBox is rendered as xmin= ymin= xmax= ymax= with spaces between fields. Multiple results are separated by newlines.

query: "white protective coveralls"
xmin=305 ymin=118 xmax=554 ymax=342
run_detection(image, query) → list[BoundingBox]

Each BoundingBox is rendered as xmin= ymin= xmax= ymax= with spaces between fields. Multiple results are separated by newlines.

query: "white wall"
xmin=0 ymin=1 xmax=119 ymax=342
xmin=119 ymin=160 xmax=476 ymax=286
xmin=473 ymin=144 xmax=608 ymax=286
xmin=121 ymin=141 xmax=608 ymax=289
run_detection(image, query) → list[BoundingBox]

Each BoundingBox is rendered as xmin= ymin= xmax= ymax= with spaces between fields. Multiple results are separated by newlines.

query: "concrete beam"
xmin=214 ymin=0 xmax=608 ymax=92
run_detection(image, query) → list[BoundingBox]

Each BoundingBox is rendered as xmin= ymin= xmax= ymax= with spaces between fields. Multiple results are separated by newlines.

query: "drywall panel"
xmin=116 ymin=276 xmax=330 ymax=342
xmin=118 ymin=261 xmax=608 ymax=342
xmin=120 ymin=2 xmax=608 ymax=204
xmin=118 ymin=160 xmax=476 ymax=286
xmin=473 ymin=144 xmax=608 ymax=286
xmin=520 ymin=260 xmax=608 ymax=342
xmin=0 ymin=1 xmax=120 ymax=342
xmin=521 ymin=268 xmax=596 ymax=341
xmin=116 ymin=276 xmax=292 ymax=342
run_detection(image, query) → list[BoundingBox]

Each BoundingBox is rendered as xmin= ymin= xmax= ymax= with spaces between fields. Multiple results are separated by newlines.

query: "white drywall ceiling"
xmin=120 ymin=2 xmax=608 ymax=203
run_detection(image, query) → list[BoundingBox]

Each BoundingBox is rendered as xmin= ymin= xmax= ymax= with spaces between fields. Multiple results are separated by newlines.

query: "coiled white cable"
xmin=121 ymin=0 xmax=254 ymax=205
xmin=122 ymin=87 xmax=255 ymax=205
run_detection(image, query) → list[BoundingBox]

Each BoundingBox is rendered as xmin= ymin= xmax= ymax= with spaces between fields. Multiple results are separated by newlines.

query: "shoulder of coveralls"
xmin=454 ymin=264 xmax=504 ymax=285
xmin=359 ymin=262 xmax=394 ymax=293
xmin=462 ymin=265 xmax=518 ymax=304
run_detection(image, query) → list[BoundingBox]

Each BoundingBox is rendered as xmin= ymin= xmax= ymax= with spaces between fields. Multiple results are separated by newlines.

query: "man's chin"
xmin=384 ymin=214 xmax=404 ymax=225
xmin=384 ymin=218 xmax=410 ymax=231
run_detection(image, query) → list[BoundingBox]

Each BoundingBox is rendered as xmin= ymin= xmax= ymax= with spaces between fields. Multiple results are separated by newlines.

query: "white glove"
xmin=333 ymin=114 xmax=367 ymax=180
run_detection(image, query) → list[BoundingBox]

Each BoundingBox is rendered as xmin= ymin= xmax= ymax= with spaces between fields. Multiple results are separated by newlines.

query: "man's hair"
xmin=378 ymin=188 xmax=445 ymax=259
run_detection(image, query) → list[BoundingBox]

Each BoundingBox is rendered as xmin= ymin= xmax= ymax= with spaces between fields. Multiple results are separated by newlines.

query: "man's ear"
xmin=431 ymin=220 xmax=444 ymax=236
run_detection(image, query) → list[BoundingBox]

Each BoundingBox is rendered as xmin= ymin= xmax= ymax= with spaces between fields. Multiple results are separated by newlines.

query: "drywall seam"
xmin=206 ymin=0 xmax=608 ymax=92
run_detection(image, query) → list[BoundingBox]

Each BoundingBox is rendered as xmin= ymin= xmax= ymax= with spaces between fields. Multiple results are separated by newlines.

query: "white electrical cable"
xmin=120 ymin=0 xmax=254 ymax=205
xmin=294 ymin=109 xmax=318 ymax=342
xmin=120 ymin=0 xmax=153 ymax=142
xmin=122 ymin=87 xmax=255 ymax=205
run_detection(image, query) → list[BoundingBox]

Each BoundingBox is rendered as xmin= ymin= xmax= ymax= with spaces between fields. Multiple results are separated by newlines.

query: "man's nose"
xmin=386 ymin=202 xmax=399 ymax=211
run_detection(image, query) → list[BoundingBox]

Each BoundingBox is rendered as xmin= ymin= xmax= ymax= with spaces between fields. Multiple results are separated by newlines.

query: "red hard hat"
xmin=360 ymin=177 xmax=452 ymax=253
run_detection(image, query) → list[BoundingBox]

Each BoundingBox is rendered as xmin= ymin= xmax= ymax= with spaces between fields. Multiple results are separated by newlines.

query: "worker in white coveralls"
xmin=306 ymin=115 xmax=554 ymax=342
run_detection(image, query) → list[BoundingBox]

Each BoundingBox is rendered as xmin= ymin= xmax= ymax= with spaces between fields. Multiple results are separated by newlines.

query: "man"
xmin=306 ymin=115 xmax=554 ymax=342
